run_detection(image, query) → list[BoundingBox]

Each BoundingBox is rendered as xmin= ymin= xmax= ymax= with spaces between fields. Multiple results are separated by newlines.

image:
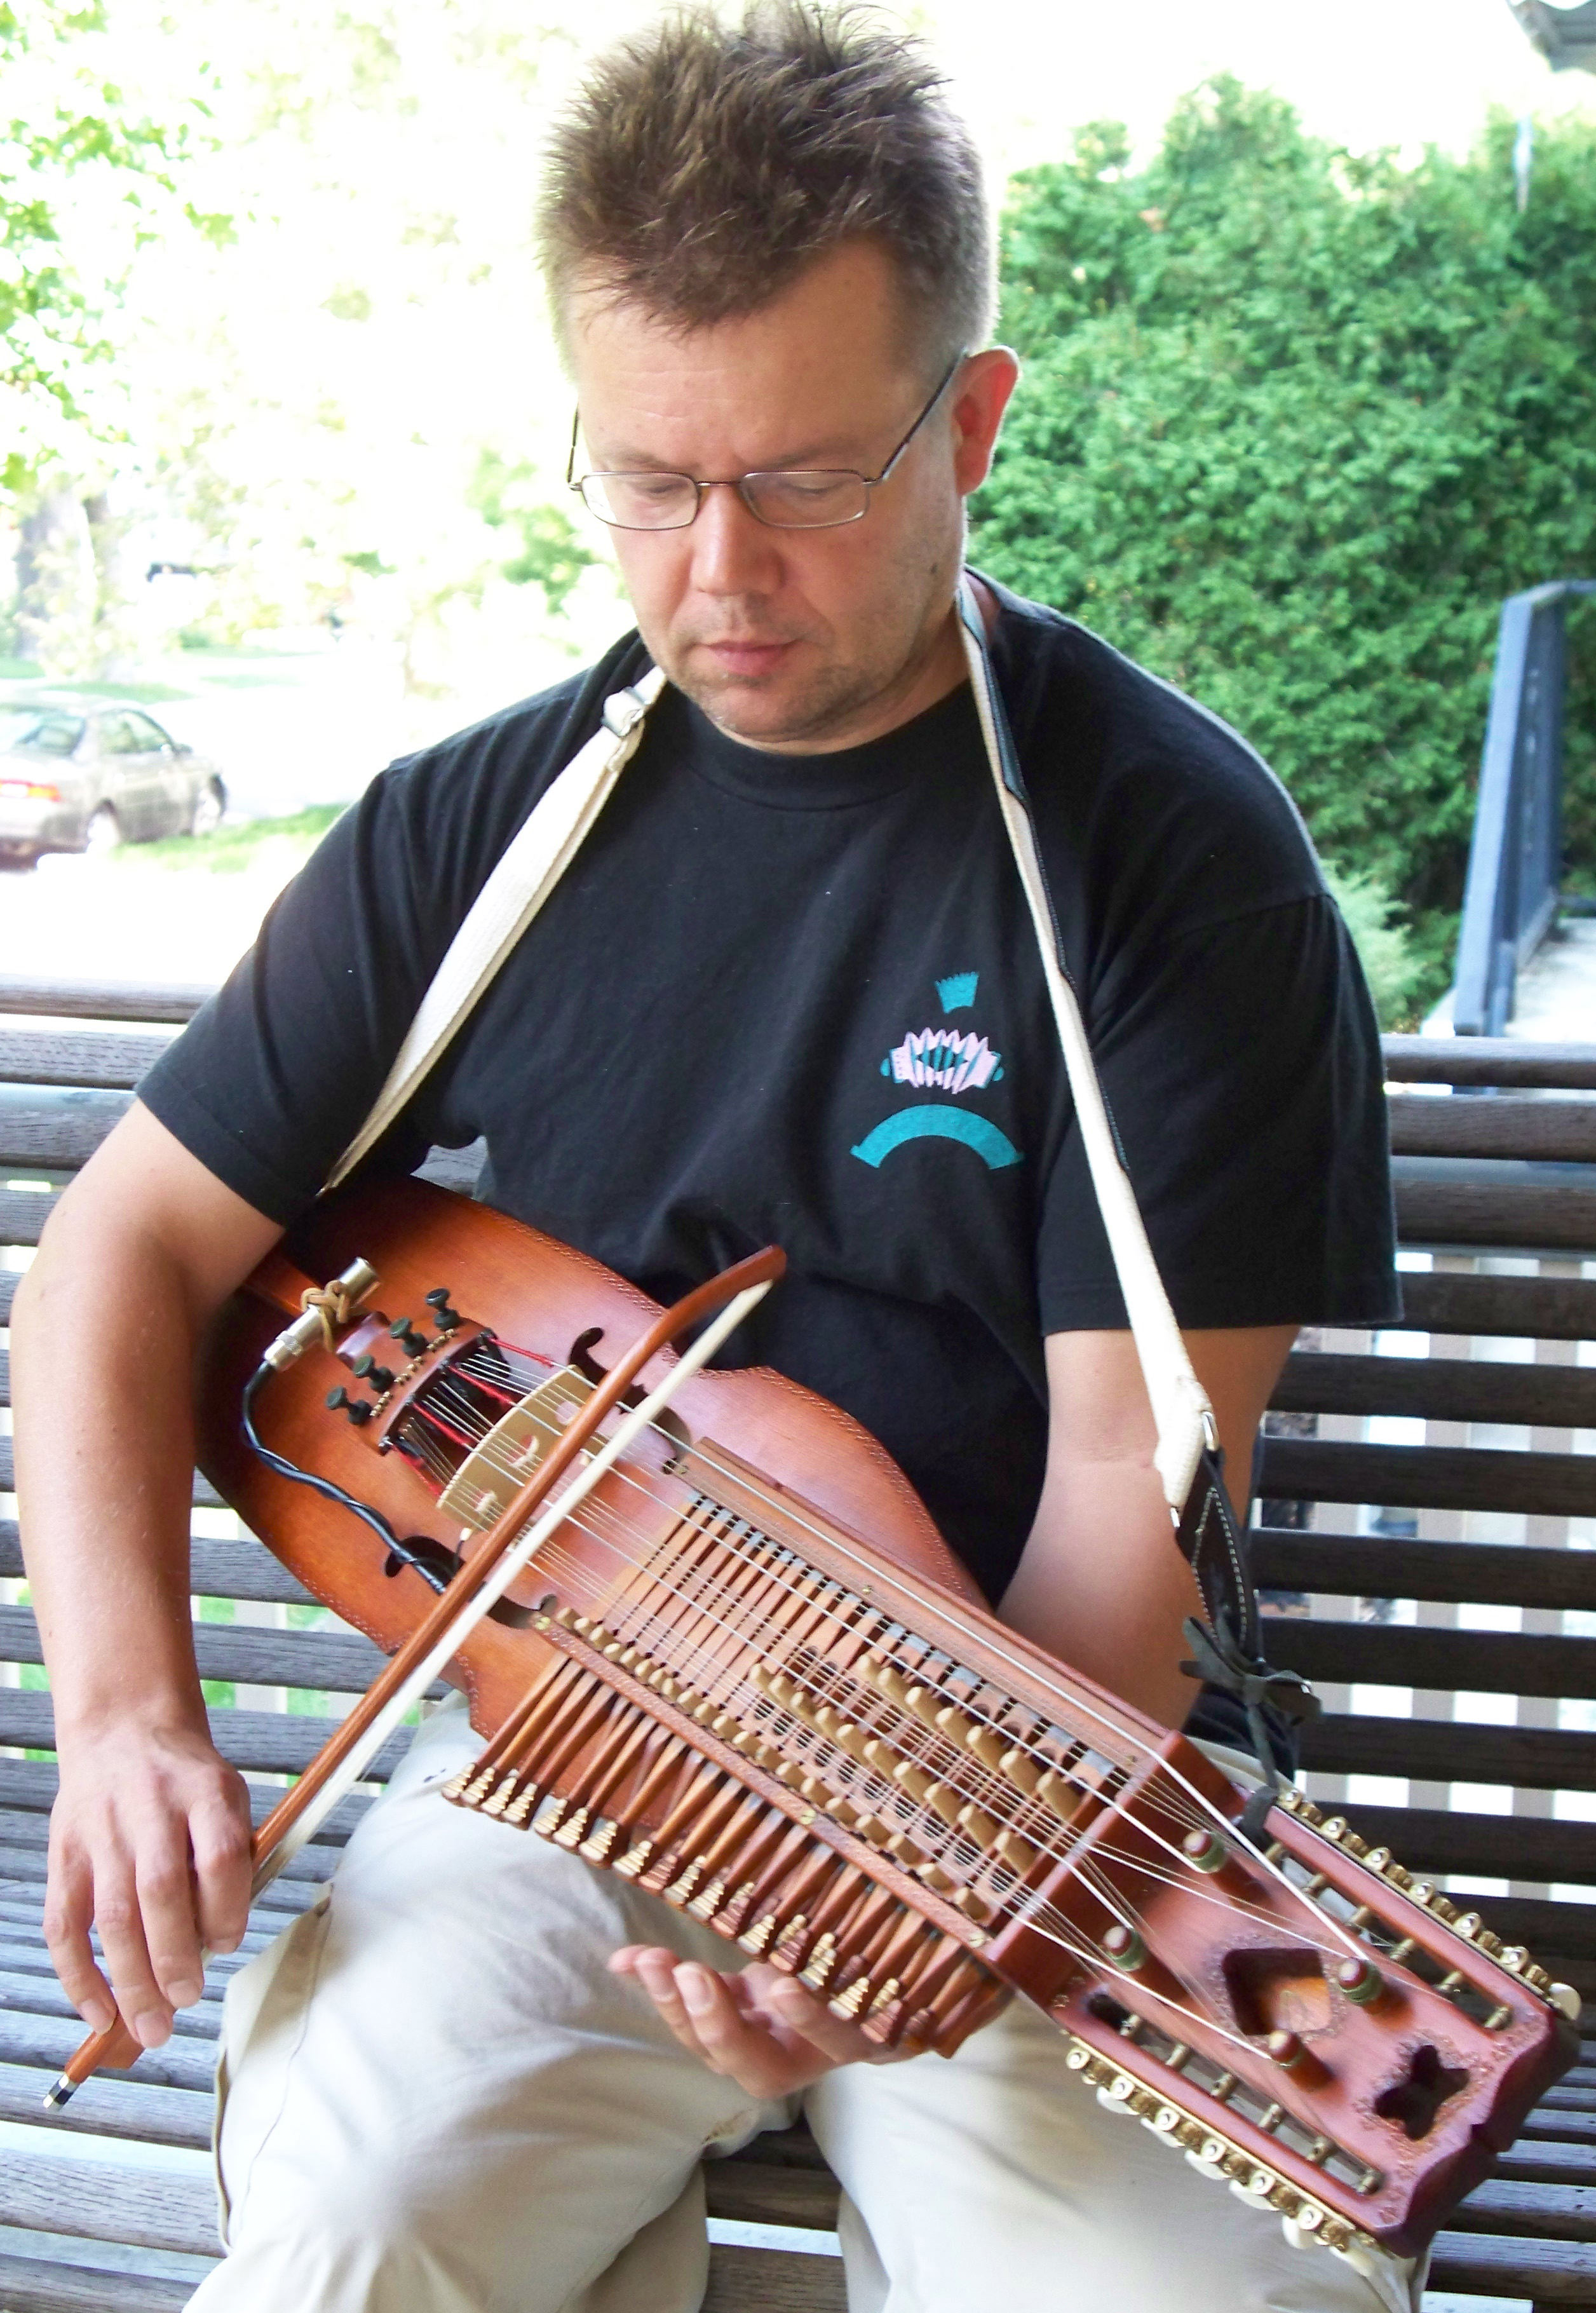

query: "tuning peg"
xmin=1101 ymin=1923 xmax=1147 ymax=1973
xmin=325 ymin=1385 xmax=372 ymax=1426
xmin=351 ymin=1354 xmax=395 ymax=1390
xmin=424 ymin=1287 xmax=463 ymax=1333
xmin=389 ymin=1317 xmax=429 ymax=1359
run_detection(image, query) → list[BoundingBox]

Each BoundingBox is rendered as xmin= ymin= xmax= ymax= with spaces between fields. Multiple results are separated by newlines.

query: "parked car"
xmin=0 ymin=698 xmax=227 ymax=869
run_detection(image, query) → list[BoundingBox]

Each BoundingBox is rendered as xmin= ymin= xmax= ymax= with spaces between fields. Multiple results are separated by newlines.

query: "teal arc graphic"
xmin=850 ymin=1106 xmax=1022 ymax=1170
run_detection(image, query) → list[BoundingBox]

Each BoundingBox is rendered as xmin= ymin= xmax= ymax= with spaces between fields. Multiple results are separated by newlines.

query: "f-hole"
xmin=1374 ymin=2045 xmax=1470 ymax=2141
xmin=568 ymin=1327 xmax=693 ymax=1467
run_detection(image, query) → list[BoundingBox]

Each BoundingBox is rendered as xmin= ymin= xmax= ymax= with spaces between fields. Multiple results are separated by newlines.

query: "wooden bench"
xmin=0 ymin=979 xmax=1593 ymax=2309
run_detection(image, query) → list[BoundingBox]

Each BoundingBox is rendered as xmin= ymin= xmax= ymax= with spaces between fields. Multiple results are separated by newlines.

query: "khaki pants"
xmin=189 ymin=1700 xmax=1419 ymax=2313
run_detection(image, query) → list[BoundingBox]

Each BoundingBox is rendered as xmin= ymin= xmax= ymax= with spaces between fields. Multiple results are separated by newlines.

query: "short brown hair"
xmin=536 ymin=2 xmax=992 ymax=374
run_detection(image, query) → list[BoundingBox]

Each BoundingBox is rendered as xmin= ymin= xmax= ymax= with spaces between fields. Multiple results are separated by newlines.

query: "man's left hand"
xmin=609 ymin=1943 xmax=918 ymax=2096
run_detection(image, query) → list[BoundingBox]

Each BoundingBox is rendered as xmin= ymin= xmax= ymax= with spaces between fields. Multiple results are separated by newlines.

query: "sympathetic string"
xmin=395 ymin=1371 xmax=1367 ymax=2005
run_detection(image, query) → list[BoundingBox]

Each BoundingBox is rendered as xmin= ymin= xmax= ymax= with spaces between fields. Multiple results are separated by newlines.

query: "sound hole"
xmin=1223 ymin=1947 xmax=1332 ymax=2038
xmin=1374 ymin=2044 xmax=1470 ymax=2141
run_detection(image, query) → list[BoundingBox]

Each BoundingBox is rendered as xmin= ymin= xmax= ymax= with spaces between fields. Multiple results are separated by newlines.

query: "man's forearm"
xmin=14 ymin=1214 xmax=211 ymax=1735
xmin=998 ymin=1456 xmax=1200 ymax=1727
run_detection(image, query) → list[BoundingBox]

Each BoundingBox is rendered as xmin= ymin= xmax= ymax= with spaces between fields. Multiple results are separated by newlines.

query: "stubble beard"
xmin=650 ymin=543 xmax=960 ymax=754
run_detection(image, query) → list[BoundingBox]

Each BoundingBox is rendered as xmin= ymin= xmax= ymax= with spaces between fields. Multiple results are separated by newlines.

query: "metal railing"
xmin=1452 ymin=579 xmax=1595 ymax=1038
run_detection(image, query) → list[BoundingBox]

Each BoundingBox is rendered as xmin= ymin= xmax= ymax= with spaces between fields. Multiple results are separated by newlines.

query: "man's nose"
xmin=689 ymin=482 xmax=783 ymax=595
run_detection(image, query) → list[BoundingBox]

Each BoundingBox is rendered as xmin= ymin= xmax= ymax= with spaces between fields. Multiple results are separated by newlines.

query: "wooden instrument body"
xmin=200 ymin=1177 xmax=978 ymax=1728
xmin=196 ymin=1177 xmax=1576 ymax=2260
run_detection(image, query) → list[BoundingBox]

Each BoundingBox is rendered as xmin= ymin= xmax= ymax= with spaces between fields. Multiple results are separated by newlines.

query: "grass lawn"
xmin=112 ymin=803 xmax=348 ymax=874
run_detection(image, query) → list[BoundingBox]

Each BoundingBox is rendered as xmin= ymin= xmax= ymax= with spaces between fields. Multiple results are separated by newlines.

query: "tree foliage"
xmin=972 ymin=82 xmax=1596 ymax=1005
xmin=2 ymin=0 xmax=228 ymax=496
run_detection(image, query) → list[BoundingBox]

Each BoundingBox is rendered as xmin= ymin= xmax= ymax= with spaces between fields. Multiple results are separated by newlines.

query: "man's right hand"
xmin=45 ymin=1721 xmax=254 ymax=2047
xmin=12 ymin=1101 xmax=286 ymax=2047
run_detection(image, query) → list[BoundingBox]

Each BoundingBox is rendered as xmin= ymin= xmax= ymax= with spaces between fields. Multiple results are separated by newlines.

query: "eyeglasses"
xmin=566 ymin=350 xmax=966 ymax=532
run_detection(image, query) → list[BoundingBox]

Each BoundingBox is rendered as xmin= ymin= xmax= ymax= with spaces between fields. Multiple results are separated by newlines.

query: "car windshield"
xmin=0 ymin=707 xmax=85 ymax=758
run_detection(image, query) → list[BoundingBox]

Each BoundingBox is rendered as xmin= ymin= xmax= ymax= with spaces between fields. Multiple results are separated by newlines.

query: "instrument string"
xmin=468 ymin=1482 xmax=1359 ymax=1977
xmin=391 ymin=1367 xmax=1360 ymax=1963
xmin=508 ymin=1521 xmax=1302 ymax=2065
xmin=564 ymin=1456 xmax=1245 ymax=1868
xmin=391 ymin=1470 xmax=1354 ymax=2077
xmin=456 ymin=1458 xmax=1293 ymax=1943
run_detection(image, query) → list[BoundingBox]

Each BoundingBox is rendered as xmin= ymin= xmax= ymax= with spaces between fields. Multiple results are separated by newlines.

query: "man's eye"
xmin=774 ymin=473 xmax=851 ymax=500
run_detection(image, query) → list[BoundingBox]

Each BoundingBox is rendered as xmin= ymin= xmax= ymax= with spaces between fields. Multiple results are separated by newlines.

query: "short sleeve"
xmin=135 ymin=784 xmax=445 ymax=1224
xmin=135 ymin=644 xmax=646 ymax=1224
xmin=1036 ymin=893 xmax=1398 ymax=1334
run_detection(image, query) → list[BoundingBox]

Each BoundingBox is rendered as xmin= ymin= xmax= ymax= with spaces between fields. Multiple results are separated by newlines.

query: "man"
xmin=13 ymin=6 xmax=1401 ymax=2308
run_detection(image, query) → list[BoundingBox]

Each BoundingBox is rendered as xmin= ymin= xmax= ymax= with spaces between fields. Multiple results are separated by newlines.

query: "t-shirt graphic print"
xmin=853 ymin=969 xmax=1020 ymax=1175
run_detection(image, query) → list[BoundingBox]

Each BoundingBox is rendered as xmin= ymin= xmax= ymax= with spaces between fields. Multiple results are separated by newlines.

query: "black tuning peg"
xmin=351 ymin=1354 xmax=395 ymax=1390
xmin=424 ymin=1287 xmax=463 ymax=1333
xmin=389 ymin=1317 xmax=430 ymax=1359
xmin=325 ymin=1385 xmax=372 ymax=1426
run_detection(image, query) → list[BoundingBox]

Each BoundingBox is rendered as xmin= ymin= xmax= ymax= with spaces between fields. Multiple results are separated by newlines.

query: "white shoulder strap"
xmin=325 ymin=614 xmax=1212 ymax=1516
xmin=323 ymin=667 xmax=665 ymax=1191
xmin=954 ymin=581 xmax=1216 ymax=1516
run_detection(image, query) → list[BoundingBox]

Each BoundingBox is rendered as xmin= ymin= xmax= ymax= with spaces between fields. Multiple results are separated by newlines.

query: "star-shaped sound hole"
xmin=1374 ymin=2044 xmax=1470 ymax=2141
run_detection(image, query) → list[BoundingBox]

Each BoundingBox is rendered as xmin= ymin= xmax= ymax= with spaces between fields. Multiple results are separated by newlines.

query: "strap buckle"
xmin=602 ymin=684 xmax=651 ymax=741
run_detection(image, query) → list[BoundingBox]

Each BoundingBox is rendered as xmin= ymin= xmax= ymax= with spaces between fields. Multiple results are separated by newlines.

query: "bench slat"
xmin=0 ymin=2009 xmax=216 ymax=2096
xmin=0 ymin=1186 xmax=61 ymax=1247
xmin=0 ymin=1690 xmax=408 ymax=1781
xmin=0 ymin=2249 xmax=201 ymax=2312
xmin=702 ymin=2243 xmax=845 ymax=2313
xmin=1272 ymin=1352 xmax=1596 ymax=1432
xmin=0 ymin=2155 xmax=217 ymax=2255
xmin=1386 ymin=1270 xmax=1596 ymax=1343
xmin=1394 ymin=1165 xmax=1596 ymax=1253
xmin=1445 ymin=2179 xmax=1596 ymax=2242
xmin=1252 ymin=1528 xmax=1596 ymax=1615
xmin=1262 ymin=1615 xmax=1596 ymax=1700
xmin=0 ymin=1602 xmax=413 ymax=1697
xmin=0 ymin=1026 xmax=176 ymax=1094
xmin=1500 ymin=2143 xmax=1596 ymax=2186
xmin=0 ymin=1087 xmax=128 ymax=1172
xmin=0 ymin=977 xmax=211 ymax=1025
xmin=704 ymin=2159 xmax=841 ymax=2231
xmin=1384 ymin=1036 xmax=1596 ymax=1090
xmin=0 ymin=2056 xmax=210 ymax=2150
xmin=1257 ymin=1438 xmax=1596 ymax=1519
xmin=1428 ymin=2225 xmax=1596 ymax=2298
xmin=1299 ymin=1713 xmax=1596 ymax=1793
xmin=1390 ymin=1095 xmax=1596 ymax=1164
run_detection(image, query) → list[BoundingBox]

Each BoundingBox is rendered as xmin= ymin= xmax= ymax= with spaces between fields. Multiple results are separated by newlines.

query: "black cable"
xmin=240 ymin=1364 xmax=448 ymax=1591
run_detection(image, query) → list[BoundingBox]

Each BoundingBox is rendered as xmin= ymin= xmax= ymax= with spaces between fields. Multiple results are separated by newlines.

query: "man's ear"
xmin=952 ymin=348 xmax=1021 ymax=498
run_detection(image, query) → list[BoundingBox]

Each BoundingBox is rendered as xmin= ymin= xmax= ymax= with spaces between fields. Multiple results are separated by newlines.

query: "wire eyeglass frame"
xmin=566 ymin=349 xmax=966 ymax=533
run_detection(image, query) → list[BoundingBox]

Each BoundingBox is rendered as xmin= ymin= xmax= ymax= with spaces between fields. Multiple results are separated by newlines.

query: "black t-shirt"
xmin=141 ymin=578 xmax=1396 ymax=1612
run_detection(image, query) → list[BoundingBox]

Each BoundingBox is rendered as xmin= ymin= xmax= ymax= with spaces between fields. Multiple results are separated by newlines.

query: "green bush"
xmin=973 ymin=83 xmax=1596 ymax=1012
xmin=1320 ymin=861 xmax=1426 ymax=1029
